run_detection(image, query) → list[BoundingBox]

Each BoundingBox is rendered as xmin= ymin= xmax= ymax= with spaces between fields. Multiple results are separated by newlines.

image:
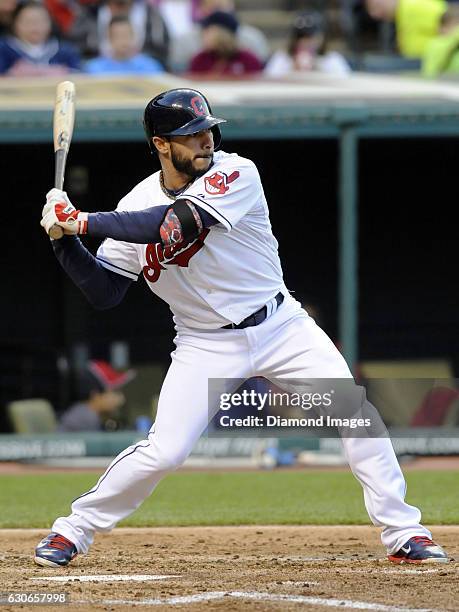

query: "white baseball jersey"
xmin=97 ymin=151 xmax=288 ymax=329
xmin=53 ymin=156 xmax=430 ymax=560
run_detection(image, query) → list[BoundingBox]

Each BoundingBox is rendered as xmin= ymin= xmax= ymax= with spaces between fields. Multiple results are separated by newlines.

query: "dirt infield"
xmin=0 ymin=526 xmax=457 ymax=611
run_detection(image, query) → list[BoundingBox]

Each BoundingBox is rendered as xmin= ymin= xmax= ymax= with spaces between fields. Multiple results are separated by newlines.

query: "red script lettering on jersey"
xmin=143 ymin=229 xmax=210 ymax=283
xmin=204 ymin=170 xmax=240 ymax=195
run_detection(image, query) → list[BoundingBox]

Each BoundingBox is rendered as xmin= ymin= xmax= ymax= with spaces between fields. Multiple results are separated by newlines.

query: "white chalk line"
xmin=32 ymin=574 xmax=180 ymax=583
xmin=280 ymin=558 xmax=457 ymax=573
xmin=380 ymin=568 xmax=451 ymax=575
xmin=74 ymin=590 xmax=438 ymax=611
xmin=299 ymin=567 xmax=455 ymax=575
xmin=99 ymin=592 xmax=225 ymax=606
xmin=282 ymin=556 xmax=383 ymax=562
xmin=278 ymin=580 xmax=320 ymax=586
xmin=232 ymin=593 xmax=436 ymax=611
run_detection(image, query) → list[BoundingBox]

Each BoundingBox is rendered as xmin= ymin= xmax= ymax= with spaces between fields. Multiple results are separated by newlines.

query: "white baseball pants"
xmin=53 ymin=296 xmax=430 ymax=554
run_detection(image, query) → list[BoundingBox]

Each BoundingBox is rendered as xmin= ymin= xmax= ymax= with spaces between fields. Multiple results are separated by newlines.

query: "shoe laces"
xmin=411 ymin=536 xmax=434 ymax=547
xmin=46 ymin=534 xmax=74 ymax=551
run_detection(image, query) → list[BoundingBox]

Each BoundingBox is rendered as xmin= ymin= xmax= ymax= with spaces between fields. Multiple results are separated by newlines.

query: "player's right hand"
xmin=41 ymin=188 xmax=88 ymax=237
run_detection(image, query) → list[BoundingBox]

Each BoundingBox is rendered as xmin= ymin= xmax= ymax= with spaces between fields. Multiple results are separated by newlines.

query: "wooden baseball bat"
xmin=49 ymin=81 xmax=76 ymax=240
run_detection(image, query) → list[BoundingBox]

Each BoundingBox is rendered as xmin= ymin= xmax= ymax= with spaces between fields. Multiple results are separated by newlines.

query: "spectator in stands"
xmin=423 ymin=4 xmax=459 ymax=76
xmin=59 ymin=360 xmax=136 ymax=432
xmin=202 ymin=0 xmax=268 ymax=57
xmin=365 ymin=0 xmax=447 ymax=59
xmin=44 ymin=0 xmax=79 ymax=36
xmin=265 ymin=10 xmax=350 ymax=77
xmin=188 ymin=10 xmax=263 ymax=76
xmin=169 ymin=0 xmax=269 ymax=72
xmin=0 ymin=0 xmax=17 ymax=37
xmin=70 ymin=0 xmax=169 ymax=66
xmin=0 ymin=0 xmax=81 ymax=76
xmin=85 ymin=15 xmax=164 ymax=74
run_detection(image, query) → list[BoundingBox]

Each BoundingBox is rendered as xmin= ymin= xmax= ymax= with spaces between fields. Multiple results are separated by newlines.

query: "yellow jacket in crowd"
xmin=423 ymin=25 xmax=459 ymax=76
xmin=396 ymin=0 xmax=447 ymax=58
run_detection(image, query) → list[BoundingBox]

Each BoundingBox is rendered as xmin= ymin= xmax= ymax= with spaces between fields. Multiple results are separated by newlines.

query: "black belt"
xmin=222 ymin=292 xmax=284 ymax=330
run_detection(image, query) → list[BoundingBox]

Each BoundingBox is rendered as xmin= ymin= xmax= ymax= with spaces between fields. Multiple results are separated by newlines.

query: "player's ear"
xmin=152 ymin=136 xmax=169 ymax=155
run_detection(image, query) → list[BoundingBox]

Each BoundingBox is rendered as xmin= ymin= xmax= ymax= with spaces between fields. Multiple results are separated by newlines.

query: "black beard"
xmin=170 ymin=149 xmax=212 ymax=179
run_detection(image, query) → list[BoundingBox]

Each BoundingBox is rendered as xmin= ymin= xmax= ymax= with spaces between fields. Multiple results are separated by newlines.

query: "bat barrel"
xmin=50 ymin=81 xmax=75 ymax=240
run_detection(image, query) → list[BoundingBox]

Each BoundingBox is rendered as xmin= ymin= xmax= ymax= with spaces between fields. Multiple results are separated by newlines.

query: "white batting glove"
xmin=41 ymin=188 xmax=88 ymax=236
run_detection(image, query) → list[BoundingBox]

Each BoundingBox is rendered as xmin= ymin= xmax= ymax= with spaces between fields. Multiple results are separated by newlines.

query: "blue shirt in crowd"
xmin=85 ymin=54 xmax=164 ymax=75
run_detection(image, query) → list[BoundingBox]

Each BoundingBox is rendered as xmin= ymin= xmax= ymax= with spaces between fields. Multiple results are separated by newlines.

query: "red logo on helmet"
xmin=143 ymin=229 xmax=210 ymax=283
xmin=190 ymin=96 xmax=206 ymax=117
xmin=204 ymin=171 xmax=240 ymax=195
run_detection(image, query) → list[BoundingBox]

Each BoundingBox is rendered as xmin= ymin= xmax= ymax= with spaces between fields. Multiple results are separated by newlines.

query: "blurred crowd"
xmin=58 ymin=360 xmax=137 ymax=432
xmin=364 ymin=0 xmax=459 ymax=76
xmin=1 ymin=0 xmax=459 ymax=81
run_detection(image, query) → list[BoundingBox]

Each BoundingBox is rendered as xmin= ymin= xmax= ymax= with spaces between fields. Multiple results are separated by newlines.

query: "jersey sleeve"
xmin=95 ymin=193 xmax=143 ymax=281
xmin=181 ymin=160 xmax=260 ymax=232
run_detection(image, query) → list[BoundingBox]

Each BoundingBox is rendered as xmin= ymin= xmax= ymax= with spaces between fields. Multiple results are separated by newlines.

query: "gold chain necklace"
xmin=159 ymin=171 xmax=193 ymax=200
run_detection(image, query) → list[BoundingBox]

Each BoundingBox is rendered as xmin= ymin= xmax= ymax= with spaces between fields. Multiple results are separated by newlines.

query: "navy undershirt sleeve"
xmin=88 ymin=203 xmax=217 ymax=243
xmin=52 ymin=204 xmax=217 ymax=309
xmin=52 ymin=235 xmax=132 ymax=310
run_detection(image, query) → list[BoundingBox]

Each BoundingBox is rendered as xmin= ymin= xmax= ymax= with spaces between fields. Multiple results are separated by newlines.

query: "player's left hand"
xmin=41 ymin=188 xmax=88 ymax=236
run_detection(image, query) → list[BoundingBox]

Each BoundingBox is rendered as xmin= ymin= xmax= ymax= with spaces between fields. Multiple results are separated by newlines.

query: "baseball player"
xmin=35 ymin=88 xmax=447 ymax=567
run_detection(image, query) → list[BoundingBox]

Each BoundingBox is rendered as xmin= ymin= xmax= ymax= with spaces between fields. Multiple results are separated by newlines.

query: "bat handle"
xmin=49 ymin=149 xmax=67 ymax=239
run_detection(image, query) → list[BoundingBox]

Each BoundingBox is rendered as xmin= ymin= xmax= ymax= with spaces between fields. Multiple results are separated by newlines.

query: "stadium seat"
xmin=7 ymin=398 xmax=57 ymax=434
xmin=122 ymin=363 xmax=165 ymax=426
xmin=359 ymin=360 xmax=456 ymax=427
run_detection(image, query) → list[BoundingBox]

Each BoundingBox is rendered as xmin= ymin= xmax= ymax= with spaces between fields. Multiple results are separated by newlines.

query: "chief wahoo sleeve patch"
xmin=204 ymin=170 xmax=240 ymax=195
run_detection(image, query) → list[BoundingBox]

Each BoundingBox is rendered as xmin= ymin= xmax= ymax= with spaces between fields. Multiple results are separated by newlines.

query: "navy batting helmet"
xmin=143 ymin=88 xmax=226 ymax=152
